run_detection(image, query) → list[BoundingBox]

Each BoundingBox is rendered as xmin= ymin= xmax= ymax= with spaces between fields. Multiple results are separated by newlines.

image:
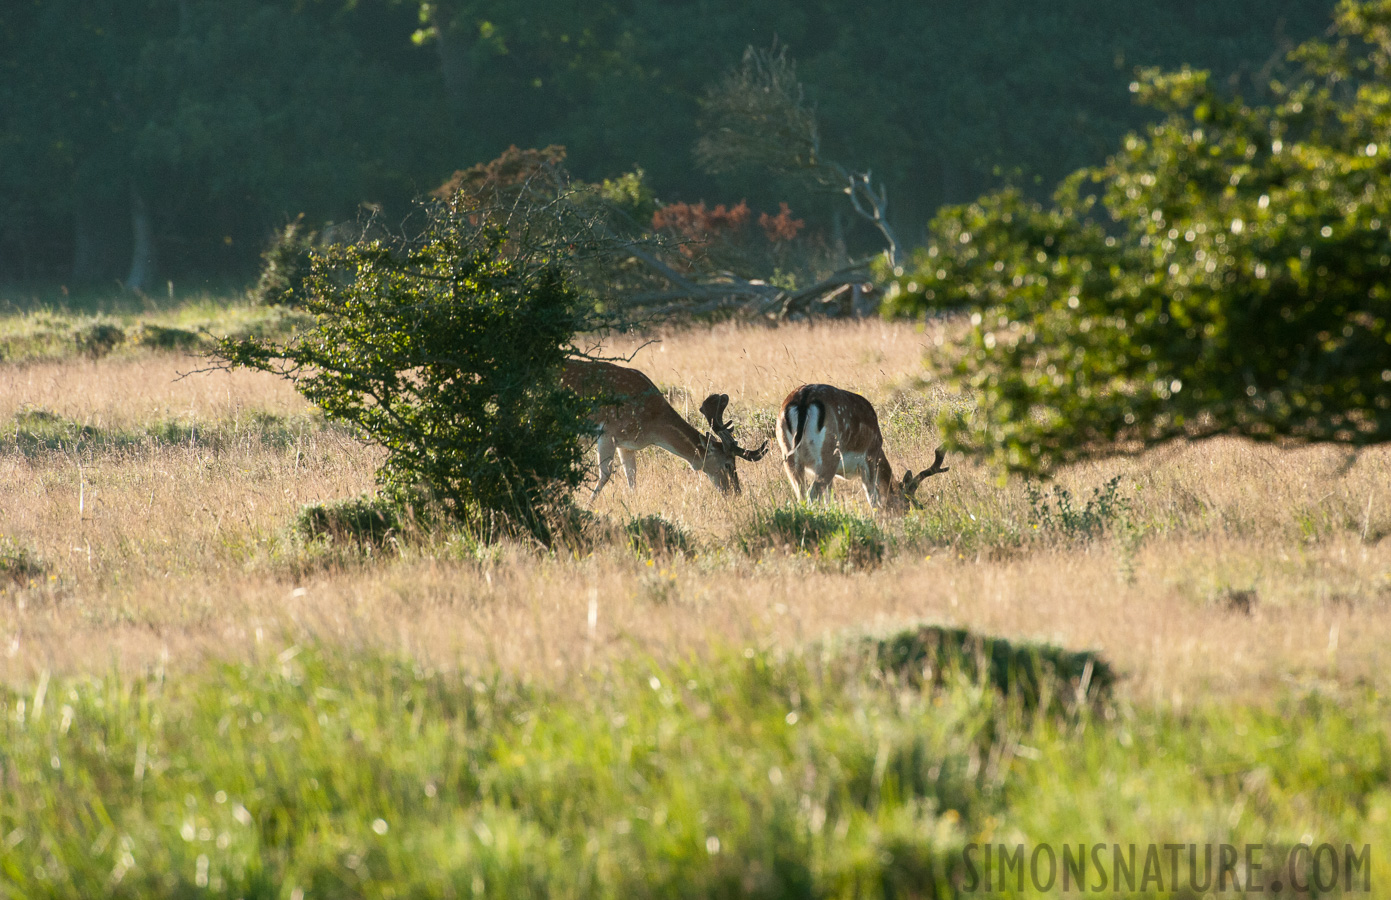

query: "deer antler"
xmin=699 ymin=393 xmax=770 ymax=461
xmin=900 ymin=446 xmax=950 ymax=505
xmin=699 ymin=393 xmax=732 ymax=433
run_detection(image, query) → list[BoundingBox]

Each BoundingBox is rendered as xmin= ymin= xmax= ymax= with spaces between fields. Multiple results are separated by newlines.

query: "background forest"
xmin=0 ymin=0 xmax=1336 ymax=288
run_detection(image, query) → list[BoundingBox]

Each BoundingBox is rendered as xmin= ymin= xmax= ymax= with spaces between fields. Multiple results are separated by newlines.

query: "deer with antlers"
xmin=777 ymin=384 xmax=948 ymax=511
xmin=562 ymin=359 xmax=769 ymax=501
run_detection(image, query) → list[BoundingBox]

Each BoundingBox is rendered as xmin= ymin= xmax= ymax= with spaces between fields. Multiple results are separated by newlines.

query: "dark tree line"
xmin=0 ymin=0 xmax=1335 ymax=288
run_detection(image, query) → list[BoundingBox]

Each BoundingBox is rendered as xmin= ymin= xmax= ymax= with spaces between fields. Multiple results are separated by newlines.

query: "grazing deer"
xmin=777 ymin=383 xmax=948 ymax=511
xmin=562 ymin=359 xmax=769 ymax=501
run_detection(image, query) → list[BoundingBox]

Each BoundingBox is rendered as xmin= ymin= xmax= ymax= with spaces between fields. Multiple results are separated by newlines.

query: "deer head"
xmin=697 ymin=393 xmax=770 ymax=494
xmin=897 ymin=446 xmax=950 ymax=510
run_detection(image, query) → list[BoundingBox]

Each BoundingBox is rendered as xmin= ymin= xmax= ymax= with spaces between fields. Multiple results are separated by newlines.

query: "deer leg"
xmin=781 ymin=456 xmax=807 ymax=501
xmin=618 ymin=447 xmax=638 ymax=490
xmin=590 ymin=435 xmax=616 ymax=502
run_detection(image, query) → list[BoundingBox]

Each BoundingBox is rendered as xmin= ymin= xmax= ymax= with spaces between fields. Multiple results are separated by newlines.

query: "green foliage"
xmin=294 ymin=496 xmax=404 ymax=547
xmin=622 ymin=514 xmax=694 ymax=558
xmin=741 ymin=504 xmax=887 ymax=568
xmin=131 ymin=323 xmax=203 ymax=351
xmin=0 ymin=534 xmax=45 ymax=586
xmin=1 ymin=0 xmax=1332 ymax=282
xmin=1025 ymin=475 xmax=1131 ymax=542
xmin=217 ymin=198 xmax=597 ymax=543
xmin=252 ymin=217 xmax=318 ymax=308
xmin=888 ymin=0 xmax=1391 ymax=474
xmin=864 ymin=624 xmax=1116 ymax=713
xmin=595 ymin=168 xmax=658 ymax=223
xmin=0 ymin=301 xmax=303 ymax=364
xmin=72 ymin=320 xmax=125 ymax=358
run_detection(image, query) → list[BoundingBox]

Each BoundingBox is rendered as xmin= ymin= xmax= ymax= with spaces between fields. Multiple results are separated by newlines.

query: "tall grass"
xmin=1 ymin=641 xmax=1386 ymax=897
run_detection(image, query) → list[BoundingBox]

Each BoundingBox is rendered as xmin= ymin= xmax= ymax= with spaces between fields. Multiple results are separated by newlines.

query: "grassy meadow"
xmin=1 ymin=296 xmax=1389 ymax=897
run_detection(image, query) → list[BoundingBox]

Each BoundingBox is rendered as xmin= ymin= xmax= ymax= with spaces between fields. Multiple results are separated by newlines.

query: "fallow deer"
xmin=776 ymin=383 xmax=948 ymax=511
xmin=563 ymin=359 xmax=769 ymax=501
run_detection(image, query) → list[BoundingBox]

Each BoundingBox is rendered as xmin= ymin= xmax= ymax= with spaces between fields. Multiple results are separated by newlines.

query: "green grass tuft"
xmin=622 ymin=514 xmax=694 ymax=558
xmin=740 ymin=504 xmax=887 ymax=569
xmin=293 ymin=495 xmax=403 ymax=546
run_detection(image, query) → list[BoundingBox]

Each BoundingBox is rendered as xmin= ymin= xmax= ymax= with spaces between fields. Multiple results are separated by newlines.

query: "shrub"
xmin=9 ymin=407 xmax=99 ymax=451
xmin=1025 ymin=475 xmax=1129 ymax=542
xmin=622 ymin=514 xmax=694 ymax=558
xmin=73 ymin=320 xmax=125 ymax=357
xmin=293 ymin=496 xmax=403 ymax=546
xmin=218 ymin=194 xmax=601 ymax=543
xmin=251 ymin=216 xmax=317 ymax=307
xmin=864 ymin=624 xmax=1116 ymax=712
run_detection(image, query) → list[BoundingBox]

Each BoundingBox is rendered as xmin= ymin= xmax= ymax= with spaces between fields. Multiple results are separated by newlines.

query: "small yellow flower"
xmin=645 ymin=559 xmax=654 ymax=567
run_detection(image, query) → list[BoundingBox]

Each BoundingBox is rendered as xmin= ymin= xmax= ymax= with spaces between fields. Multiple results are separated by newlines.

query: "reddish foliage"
xmin=433 ymin=145 xmax=568 ymax=200
xmin=651 ymin=200 xmax=751 ymax=242
xmin=758 ymin=203 xmax=805 ymax=243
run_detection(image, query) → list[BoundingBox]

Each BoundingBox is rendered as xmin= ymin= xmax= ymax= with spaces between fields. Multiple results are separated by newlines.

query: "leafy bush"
xmin=294 ymin=496 xmax=403 ymax=546
xmin=887 ymin=1 xmax=1391 ymax=474
xmin=218 ymin=195 xmax=600 ymax=543
xmin=741 ymin=504 xmax=887 ymax=569
xmin=622 ymin=514 xmax=694 ymax=558
xmin=73 ymin=320 xmax=125 ymax=357
xmin=1025 ymin=475 xmax=1129 ymax=542
xmin=251 ymin=216 xmax=318 ymax=307
xmin=864 ymin=624 xmax=1116 ymax=713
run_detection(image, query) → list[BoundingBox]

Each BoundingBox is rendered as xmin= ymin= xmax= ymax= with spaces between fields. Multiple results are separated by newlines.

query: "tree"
xmin=0 ymin=0 xmax=448 ymax=286
xmin=695 ymin=44 xmax=905 ymax=267
xmin=886 ymin=0 xmax=1391 ymax=475
xmin=218 ymin=193 xmax=600 ymax=542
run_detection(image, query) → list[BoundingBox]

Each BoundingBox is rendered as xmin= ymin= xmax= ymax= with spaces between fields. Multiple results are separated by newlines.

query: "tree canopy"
xmin=887 ymin=0 xmax=1391 ymax=475
xmin=0 ymin=0 xmax=1334 ymax=286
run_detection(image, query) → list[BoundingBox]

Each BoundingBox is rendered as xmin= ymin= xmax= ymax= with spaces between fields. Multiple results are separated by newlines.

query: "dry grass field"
xmin=5 ymin=310 xmax=1391 ymax=897
xmin=3 ymin=317 xmax=1388 ymax=709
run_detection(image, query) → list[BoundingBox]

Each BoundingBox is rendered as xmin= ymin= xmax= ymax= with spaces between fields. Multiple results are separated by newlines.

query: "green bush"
xmin=1025 ymin=475 xmax=1129 ymax=542
xmin=73 ymin=320 xmax=125 ymax=357
xmin=622 ymin=514 xmax=694 ymax=558
xmin=741 ymin=504 xmax=887 ymax=569
xmin=218 ymin=195 xmax=600 ymax=543
xmin=251 ymin=216 xmax=318 ymax=307
xmin=886 ymin=1 xmax=1391 ymax=474
xmin=294 ymin=496 xmax=403 ymax=546
xmin=864 ymin=624 xmax=1116 ymax=713
xmin=8 ymin=407 xmax=99 ymax=451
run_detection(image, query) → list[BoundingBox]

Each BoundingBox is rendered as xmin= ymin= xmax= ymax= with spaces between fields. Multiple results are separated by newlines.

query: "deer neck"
xmin=868 ymin=447 xmax=897 ymax=497
xmin=651 ymin=413 xmax=713 ymax=470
